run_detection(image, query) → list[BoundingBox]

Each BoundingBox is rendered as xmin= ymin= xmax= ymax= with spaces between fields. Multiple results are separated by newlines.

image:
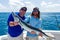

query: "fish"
xmin=12 ymin=12 xmax=55 ymax=39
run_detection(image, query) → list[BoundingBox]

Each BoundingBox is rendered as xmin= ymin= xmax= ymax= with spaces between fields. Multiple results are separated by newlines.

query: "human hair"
xmin=31 ymin=10 xmax=40 ymax=18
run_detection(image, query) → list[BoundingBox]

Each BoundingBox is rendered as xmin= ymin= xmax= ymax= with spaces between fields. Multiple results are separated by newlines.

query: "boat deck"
xmin=0 ymin=30 xmax=60 ymax=40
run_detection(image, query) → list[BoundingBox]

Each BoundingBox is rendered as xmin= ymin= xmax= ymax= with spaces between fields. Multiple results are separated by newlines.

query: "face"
xmin=33 ymin=12 xmax=38 ymax=18
xmin=19 ymin=10 xmax=26 ymax=16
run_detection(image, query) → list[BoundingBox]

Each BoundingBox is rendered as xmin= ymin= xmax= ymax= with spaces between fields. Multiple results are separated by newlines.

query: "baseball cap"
xmin=20 ymin=7 xmax=27 ymax=11
xmin=33 ymin=10 xmax=38 ymax=12
xmin=33 ymin=7 xmax=39 ymax=10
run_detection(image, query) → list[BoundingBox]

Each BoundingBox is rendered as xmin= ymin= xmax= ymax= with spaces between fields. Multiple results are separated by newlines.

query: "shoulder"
xmin=8 ymin=13 xmax=12 ymax=18
xmin=8 ymin=12 xmax=18 ymax=19
xmin=15 ymin=12 xmax=19 ymax=15
xmin=25 ymin=15 xmax=31 ymax=19
xmin=9 ymin=12 xmax=18 ymax=16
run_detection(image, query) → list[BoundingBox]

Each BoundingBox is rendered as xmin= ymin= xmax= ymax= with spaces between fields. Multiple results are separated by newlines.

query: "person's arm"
xmin=7 ymin=14 xmax=19 ymax=27
xmin=36 ymin=19 xmax=43 ymax=37
xmin=9 ymin=21 xmax=14 ymax=26
xmin=9 ymin=21 xmax=19 ymax=27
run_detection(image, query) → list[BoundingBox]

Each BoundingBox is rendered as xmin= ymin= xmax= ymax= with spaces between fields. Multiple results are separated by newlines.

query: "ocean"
xmin=0 ymin=12 xmax=60 ymax=36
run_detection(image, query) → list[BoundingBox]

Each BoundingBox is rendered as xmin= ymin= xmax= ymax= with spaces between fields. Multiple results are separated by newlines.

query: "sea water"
xmin=0 ymin=12 xmax=60 ymax=36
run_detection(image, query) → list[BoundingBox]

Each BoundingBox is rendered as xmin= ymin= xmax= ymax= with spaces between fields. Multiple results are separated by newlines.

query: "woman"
xmin=25 ymin=7 xmax=42 ymax=40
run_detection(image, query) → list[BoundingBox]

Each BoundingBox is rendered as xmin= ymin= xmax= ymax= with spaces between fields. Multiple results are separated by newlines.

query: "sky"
xmin=0 ymin=0 xmax=60 ymax=12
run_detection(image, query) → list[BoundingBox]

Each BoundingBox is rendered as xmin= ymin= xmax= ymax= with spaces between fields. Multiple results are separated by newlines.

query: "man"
xmin=7 ymin=7 xmax=27 ymax=40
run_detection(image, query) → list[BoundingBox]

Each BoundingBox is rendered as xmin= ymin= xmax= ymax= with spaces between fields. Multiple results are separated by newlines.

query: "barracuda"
xmin=12 ymin=12 xmax=55 ymax=39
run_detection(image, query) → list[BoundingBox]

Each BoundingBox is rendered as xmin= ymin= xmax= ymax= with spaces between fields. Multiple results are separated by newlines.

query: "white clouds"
xmin=0 ymin=0 xmax=60 ymax=12
xmin=9 ymin=0 xmax=25 ymax=12
xmin=47 ymin=4 xmax=60 ymax=8
xmin=0 ymin=0 xmax=35 ymax=12
xmin=9 ymin=0 xmax=35 ymax=12
xmin=0 ymin=3 xmax=6 ymax=9
xmin=25 ymin=2 xmax=31 ymax=4
xmin=40 ymin=1 xmax=47 ymax=7
xmin=40 ymin=1 xmax=60 ymax=12
xmin=41 ymin=1 xmax=60 ymax=7
xmin=9 ymin=0 xmax=25 ymax=6
xmin=25 ymin=2 xmax=35 ymax=12
xmin=0 ymin=3 xmax=9 ymax=12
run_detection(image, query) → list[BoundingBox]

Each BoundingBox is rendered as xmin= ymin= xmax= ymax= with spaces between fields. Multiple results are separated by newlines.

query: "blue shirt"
xmin=7 ymin=12 xmax=25 ymax=37
xmin=25 ymin=16 xmax=42 ymax=37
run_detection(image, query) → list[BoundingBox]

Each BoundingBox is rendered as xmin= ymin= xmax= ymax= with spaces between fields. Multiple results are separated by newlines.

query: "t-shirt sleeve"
xmin=7 ymin=13 xmax=14 ymax=26
xmin=24 ymin=16 xmax=30 ymax=23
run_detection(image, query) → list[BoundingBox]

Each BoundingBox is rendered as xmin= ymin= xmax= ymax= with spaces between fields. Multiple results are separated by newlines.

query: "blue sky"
xmin=0 ymin=0 xmax=60 ymax=12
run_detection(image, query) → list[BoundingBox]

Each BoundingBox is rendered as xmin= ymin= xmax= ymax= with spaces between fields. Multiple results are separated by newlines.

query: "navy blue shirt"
xmin=7 ymin=12 xmax=25 ymax=37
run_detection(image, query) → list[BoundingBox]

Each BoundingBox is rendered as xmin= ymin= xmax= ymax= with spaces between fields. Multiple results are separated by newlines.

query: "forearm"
xmin=9 ymin=21 xmax=14 ymax=26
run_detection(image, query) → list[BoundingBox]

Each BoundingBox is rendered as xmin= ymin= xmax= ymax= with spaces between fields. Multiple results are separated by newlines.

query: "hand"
xmin=39 ymin=33 xmax=43 ymax=37
xmin=30 ymin=31 xmax=36 ymax=34
xmin=9 ymin=21 xmax=14 ymax=26
xmin=14 ymin=22 xmax=19 ymax=26
xmin=9 ymin=21 xmax=19 ymax=27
